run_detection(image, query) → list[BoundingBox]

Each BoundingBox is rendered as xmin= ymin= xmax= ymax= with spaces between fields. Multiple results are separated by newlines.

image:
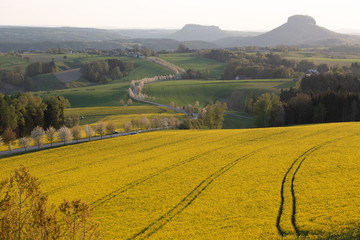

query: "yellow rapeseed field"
xmin=0 ymin=122 xmax=360 ymax=239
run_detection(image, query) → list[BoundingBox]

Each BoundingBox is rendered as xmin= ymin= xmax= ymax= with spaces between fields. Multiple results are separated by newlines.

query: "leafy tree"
xmin=269 ymin=94 xmax=285 ymax=126
xmin=110 ymin=66 xmax=122 ymax=80
xmin=317 ymin=63 xmax=330 ymax=74
xmin=253 ymin=93 xmax=272 ymax=127
xmin=31 ymin=126 xmax=45 ymax=149
xmin=202 ymin=101 xmax=227 ymax=129
xmin=245 ymin=91 xmax=258 ymax=113
xmin=43 ymin=96 xmax=70 ymax=129
xmin=58 ymin=126 xmax=73 ymax=145
xmin=65 ymin=114 xmax=80 ymax=128
xmin=287 ymin=93 xmax=314 ymax=124
xmin=25 ymin=61 xmax=42 ymax=77
xmin=313 ymin=103 xmax=327 ymax=123
xmin=296 ymin=60 xmax=315 ymax=72
xmin=46 ymin=126 xmax=56 ymax=147
xmin=2 ymin=128 xmax=16 ymax=151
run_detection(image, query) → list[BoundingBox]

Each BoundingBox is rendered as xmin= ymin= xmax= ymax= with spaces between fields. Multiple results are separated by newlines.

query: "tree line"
xmin=0 ymin=60 xmax=57 ymax=91
xmin=0 ymin=92 xmax=69 ymax=137
xmin=80 ymin=59 xmax=130 ymax=83
xmin=250 ymin=74 xmax=360 ymax=127
xmin=199 ymin=49 xmax=360 ymax=80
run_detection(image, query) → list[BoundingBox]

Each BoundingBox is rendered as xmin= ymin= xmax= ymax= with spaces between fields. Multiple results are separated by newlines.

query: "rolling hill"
xmin=169 ymin=24 xmax=261 ymax=42
xmin=215 ymin=15 xmax=360 ymax=47
xmin=1 ymin=123 xmax=360 ymax=238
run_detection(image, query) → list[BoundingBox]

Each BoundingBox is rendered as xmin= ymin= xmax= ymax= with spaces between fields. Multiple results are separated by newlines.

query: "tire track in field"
xmin=90 ymin=130 xmax=287 ymax=209
xmin=276 ymin=136 xmax=348 ymax=237
xmin=90 ymin=145 xmax=227 ymax=208
xmin=129 ymin=148 xmax=263 ymax=240
xmin=276 ymin=145 xmax=321 ymax=236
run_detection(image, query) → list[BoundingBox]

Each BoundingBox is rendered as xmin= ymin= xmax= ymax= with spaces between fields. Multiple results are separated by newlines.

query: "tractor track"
xmin=129 ymin=148 xmax=263 ymax=240
xmin=276 ymin=145 xmax=321 ymax=236
xmin=276 ymin=136 xmax=348 ymax=237
xmin=90 ymin=130 xmax=283 ymax=209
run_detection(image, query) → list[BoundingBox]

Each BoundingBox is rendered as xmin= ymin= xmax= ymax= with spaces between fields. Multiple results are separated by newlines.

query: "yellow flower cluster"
xmin=1 ymin=122 xmax=359 ymax=239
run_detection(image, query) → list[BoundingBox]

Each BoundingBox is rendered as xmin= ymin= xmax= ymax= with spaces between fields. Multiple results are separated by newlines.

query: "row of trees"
xmin=0 ymin=121 xmax=120 ymax=151
xmin=0 ymin=166 xmax=101 ymax=239
xmin=251 ymin=74 xmax=360 ymax=127
xmin=122 ymin=116 xmax=180 ymax=132
xmin=25 ymin=61 xmax=56 ymax=77
xmin=80 ymin=59 xmax=128 ymax=83
xmin=0 ymin=93 xmax=69 ymax=137
xmin=200 ymin=49 xmax=360 ymax=80
xmin=0 ymin=116 xmax=183 ymax=151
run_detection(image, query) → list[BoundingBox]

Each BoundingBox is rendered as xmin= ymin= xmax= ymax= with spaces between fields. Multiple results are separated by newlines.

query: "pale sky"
xmin=1 ymin=0 xmax=360 ymax=32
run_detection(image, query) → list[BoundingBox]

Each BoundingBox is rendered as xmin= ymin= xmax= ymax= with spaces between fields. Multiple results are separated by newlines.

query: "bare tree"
xmin=95 ymin=122 xmax=106 ymax=138
xmin=127 ymin=99 xmax=133 ymax=105
xmin=160 ymin=118 xmax=169 ymax=129
xmin=19 ymin=137 xmax=31 ymax=151
xmin=186 ymin=104 xmax=194 ymax=116
xmin=106 ymin=122 xmax=116 ymax=137
xmin=170 ymin=101 xmax=177 ymax=111
xmin=151 ymin=117 xmax=161 ymax=129
xmin=168 ymin=116 xmax=180 ymax=128
xmin=84 ymin=125 xmax=94 ymax=141
xmin=2 ymin=128 xmax=17 ymax=151
xmin=71 ymin=125 xmax=82 ymax=143
xmin=141 ymin=117 xmax=151 ymax=130
xmin=123 ymin=122 xmax=132 ymax=132
xmin=58 ymin=126 xmax=73 ymax=145
xmin=0 ymin=166 xmax=101 ymax=239
xmin=46 ymin=126 xmax=56 ymax=147
xmin=31 ymin=126 xmax=45 ymax=149
xmin=120 ymin=99 xmax=124 ymax=105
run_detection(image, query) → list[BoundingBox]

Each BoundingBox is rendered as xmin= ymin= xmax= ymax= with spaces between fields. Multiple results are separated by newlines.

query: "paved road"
xmin=0 ymin=129 xmax=161 ymax=157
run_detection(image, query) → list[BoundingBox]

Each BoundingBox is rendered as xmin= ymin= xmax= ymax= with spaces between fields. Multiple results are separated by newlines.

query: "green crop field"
xmin=1 ymin=123 xmax=359 ymax=239
xmin=39 ymin=81 xmax=131 ymax=107
xmin=159 ymin=53 xmax=226 ymax=78
xmin=142 ymin=79 xmax=295 ymax=108
xmin=0 ymin=54 xmax=29 ymax=69
xmin=280 ymin=51 xmax=360 ymax=66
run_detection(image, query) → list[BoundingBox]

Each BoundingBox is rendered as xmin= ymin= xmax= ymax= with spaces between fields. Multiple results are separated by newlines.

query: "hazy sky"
xmin=1 ymin=0 xmax=359 ymax=31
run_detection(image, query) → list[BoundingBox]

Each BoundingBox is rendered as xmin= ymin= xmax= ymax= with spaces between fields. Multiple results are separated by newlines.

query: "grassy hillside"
xmin=1 ymin=123 xmax=359 ymax=239
xmin=159 ymin=53 xmax=226 ymax=78
xmin=142 ymin=79 xmax=295 ymax=108
xmin=279 ymin=51 xmax=360 ymax=66
xmin=0 ymin=54 xmax=29 ymax=69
